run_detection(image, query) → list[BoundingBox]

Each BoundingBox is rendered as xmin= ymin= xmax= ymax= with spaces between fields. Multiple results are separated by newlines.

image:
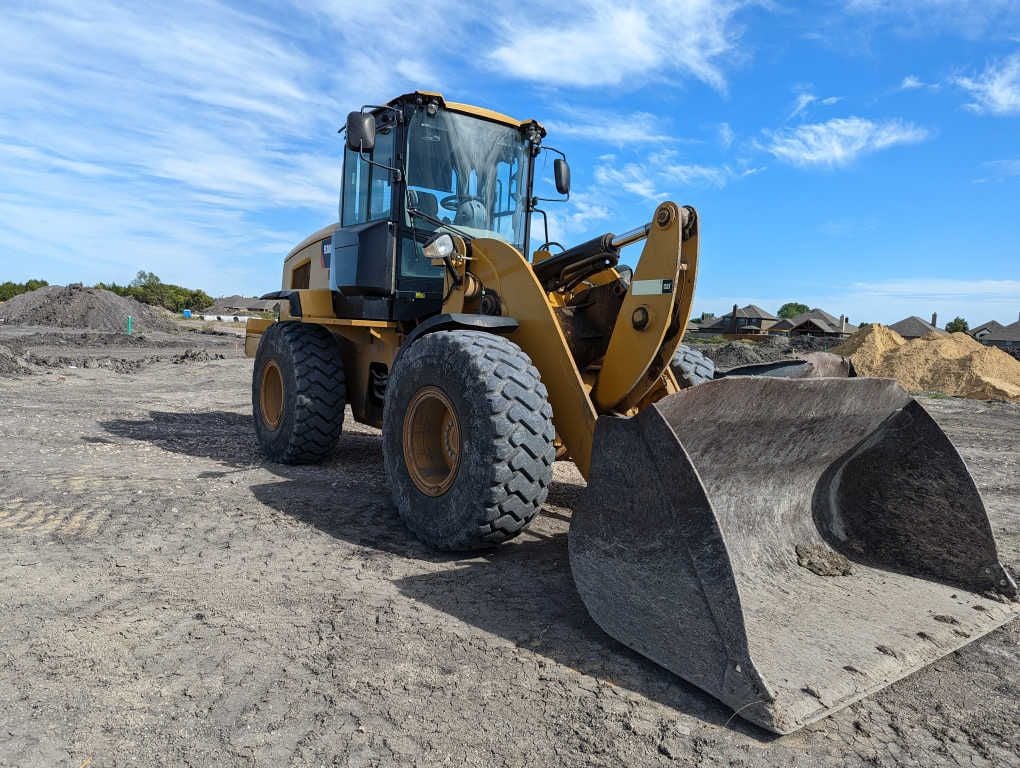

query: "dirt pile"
xmin=0 ymin=345 xmax=33 ymax=377
xmin=692 ymin=340 xmax=790 ymax=370
xmin=0 ymin=285 xmax=178 ymax=333
xmin=833 ymin=325 xmax=1020 ymax=401
xmin=832 ymin=323 xmax=906 ymax=372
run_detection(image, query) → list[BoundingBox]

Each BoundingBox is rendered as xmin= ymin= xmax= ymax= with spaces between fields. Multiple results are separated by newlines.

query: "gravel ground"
xmin=0 ymin=327 xmax=242 ymax=375
xmin=0 ymin=330 xmax=1017 ymax=767
xmin=685 ymin=336 xmax=844 ymax=371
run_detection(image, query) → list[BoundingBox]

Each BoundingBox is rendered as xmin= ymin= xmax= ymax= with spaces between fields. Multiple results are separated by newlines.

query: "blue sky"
xmin=1 ymin=0 xmax=1018 ymax=325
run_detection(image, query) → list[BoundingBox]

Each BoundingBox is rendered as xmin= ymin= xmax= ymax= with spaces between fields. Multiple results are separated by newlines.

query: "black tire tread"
xmin=385 ymin=330 xmax=556 ymax=550
xmin=253 ymin=322 xmax=346 ymax=464
xmin=670 ymin=344 xmax=716 ymax=388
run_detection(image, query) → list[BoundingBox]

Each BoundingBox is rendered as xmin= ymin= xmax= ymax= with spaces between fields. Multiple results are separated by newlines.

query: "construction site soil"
xmin=0 ymin=285 xmax=180 ymax=334
xmin=1 ymin=326 xmax=1017 ymax=767
xmin=686 ymin=336 xmax=839 ymax=370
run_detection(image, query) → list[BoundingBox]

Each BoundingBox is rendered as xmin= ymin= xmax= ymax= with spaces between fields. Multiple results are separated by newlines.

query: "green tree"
xmin=131 ymin=270 xmax=160 ymax=289
xmin=95 ymin=273 xmax=212 ymax=312
xmin=777 ymin=302 xmax=810 ymax=319
xmin=0 ymin=278 xmax=49 ymax=302
xmin=945 ymin=316 xmax=969 ymax=333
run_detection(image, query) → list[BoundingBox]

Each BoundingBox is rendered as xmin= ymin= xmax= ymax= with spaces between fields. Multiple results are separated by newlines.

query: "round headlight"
xmin=424 ymin=233 xmax=455 ymax=261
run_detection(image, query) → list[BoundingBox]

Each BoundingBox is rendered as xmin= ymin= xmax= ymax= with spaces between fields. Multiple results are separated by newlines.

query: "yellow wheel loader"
xmin=245 ymin=91 xmax=1017 ymax=734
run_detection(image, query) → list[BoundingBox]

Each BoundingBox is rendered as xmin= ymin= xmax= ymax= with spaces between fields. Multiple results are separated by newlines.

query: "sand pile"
xmin=0 ymin=285 xmax=178 ymax=333
xmin=831 ymin=324 xmax=905 ymax=373
xmin=832 ymin=325 xmax=1020 ymax=401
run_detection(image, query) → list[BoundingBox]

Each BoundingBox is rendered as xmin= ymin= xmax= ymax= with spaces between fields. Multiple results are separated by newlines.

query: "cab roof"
xmin=387 ymin=91 xmax=546 ymax=137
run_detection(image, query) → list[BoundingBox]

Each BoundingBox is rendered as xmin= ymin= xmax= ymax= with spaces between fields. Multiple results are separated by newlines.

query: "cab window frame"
xmin=340 ymin=121 xmax=397 ymax=228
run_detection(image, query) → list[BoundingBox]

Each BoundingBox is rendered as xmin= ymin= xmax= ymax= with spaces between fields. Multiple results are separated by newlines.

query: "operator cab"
xmin=330 ymin=91 xmax=560 ymax=323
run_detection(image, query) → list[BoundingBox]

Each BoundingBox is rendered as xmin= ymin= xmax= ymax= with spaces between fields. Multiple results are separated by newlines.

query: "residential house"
xmin=202 ymin=295 xmax=278 ymax=315
xmin=982 ymin=320 xmax=1020 ymax=360
xmin=770 ymin=308 xmax=857 ymax=338
xmin=888 ymin=315 xmax=947 ymax=340
xmin=970 ymin=320 xmax=1005 ymax=340
xmin=699 ymin=305 xmax=779 ymax=335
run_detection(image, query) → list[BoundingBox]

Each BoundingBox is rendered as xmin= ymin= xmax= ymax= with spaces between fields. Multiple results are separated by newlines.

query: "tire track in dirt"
xmin=1 ymin=351 xmax=1017 ymax=767
xmin=0 ymin=476 xmax=116 ymax=536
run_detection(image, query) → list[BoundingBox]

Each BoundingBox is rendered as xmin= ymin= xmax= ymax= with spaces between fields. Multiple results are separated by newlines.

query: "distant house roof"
xmin=971 ymin=320 xmax=1005 ymax=337
xmin=888 ymin=316 xmax=947 ymax=339
xmin=794 ymin=309 xmax=856 ymax=334
xmin=203 ymin=295 xmax=277 ymax=313
xmin=772 ymin=308 xmax=856 ymax=335
xmin=701 ymin=304 xmax=778 ymax=330
xmin=741 ymin=304 xmax=778 ymax=320
xmin=984 ymin=320 xmax=1020 ymax=343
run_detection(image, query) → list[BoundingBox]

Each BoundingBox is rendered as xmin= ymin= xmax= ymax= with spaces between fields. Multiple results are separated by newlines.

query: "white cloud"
xmin=843 ymin=278 xmax=1020 ymax=324
xmin=543 ymin=109 xmax=676 ymax=145
xmin=594 ymin=163 xmax=669 ymax=201
xmin=974 ymin=157 xmax=1020 ymax=182
xmin=0 ymin=0 xmax=472 ymax=293
xmin=986 ymin=158 xmax=1020 ymax=175
xmin=849 ymin=278 xmax=1020 ymax=300
xmin=953 ymin=52 xmax=1020 ymax=114
xmin=594 ymin=153 xmax=761 ymax=200
xmin=718 ymin=122 xmax=735 ymax=149
xmin=762 ymin=117 xmax=929 ymax=167
xmin=662 ymin=164 xmax=732 ymax=188
xmin=789 ymin=88 xmax=841 ymax=119
xmin=0 ymin=0 xmax=768 ymax=293
xmin=844 ymin=1 xmax=1020 ymax=39
xmin=539 ymin=192 xmax=613 ymax=248
xmin=898 ymin=74 xmax=941 ymax=92
xmin=488 ymin=1 xmax=750 ymax=92
xmin=790 ymin=93 xmax=817 ymax=119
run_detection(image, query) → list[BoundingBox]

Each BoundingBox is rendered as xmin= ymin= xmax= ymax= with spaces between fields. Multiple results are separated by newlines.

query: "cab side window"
xmin=341 ymin=126 xmax=395 ymax=227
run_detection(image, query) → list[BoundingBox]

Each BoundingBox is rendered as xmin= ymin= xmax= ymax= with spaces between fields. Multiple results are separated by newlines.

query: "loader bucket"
xmin=570 ymin=377 xmax=1018 ymax=734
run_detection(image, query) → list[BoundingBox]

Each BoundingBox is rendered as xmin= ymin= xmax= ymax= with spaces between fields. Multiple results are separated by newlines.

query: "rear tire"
xmin=383 ymin=330 xmax=556 ymax=551
xmin=670 ymin=344 xmax=716 ymax=388
xmin=253 ymin=322 xmax=346 ymax=464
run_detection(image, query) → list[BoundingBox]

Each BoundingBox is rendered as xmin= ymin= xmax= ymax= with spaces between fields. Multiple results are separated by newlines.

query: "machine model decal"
xmin=631 ymin=278 xmax=673 ymax=296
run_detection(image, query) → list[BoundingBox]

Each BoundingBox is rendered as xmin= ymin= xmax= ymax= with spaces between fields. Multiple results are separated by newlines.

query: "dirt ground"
xmin=1 ymin=328 xmax=1017 ymax=768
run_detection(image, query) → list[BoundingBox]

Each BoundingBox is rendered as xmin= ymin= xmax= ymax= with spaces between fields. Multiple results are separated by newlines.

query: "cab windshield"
xmin=405 ymin=107 xmax=530 ymax=252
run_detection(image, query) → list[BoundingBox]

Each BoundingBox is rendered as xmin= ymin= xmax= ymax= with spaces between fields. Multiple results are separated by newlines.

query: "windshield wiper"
xmin=406 ymin=205 xmax=474 ymax=242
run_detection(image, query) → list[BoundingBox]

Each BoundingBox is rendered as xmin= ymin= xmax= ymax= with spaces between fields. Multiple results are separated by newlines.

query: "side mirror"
xmin=346 ymin=111 xmax=376 ymax=153
xmin=554 ymin=158 xmax=571 ymax=195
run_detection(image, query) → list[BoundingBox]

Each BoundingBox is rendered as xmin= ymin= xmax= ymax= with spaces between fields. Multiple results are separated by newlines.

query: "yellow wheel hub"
xmin=260 ymin=360 xmax=284 ymax=429
xmin=403 ymin=386 xmax=462 ymax=496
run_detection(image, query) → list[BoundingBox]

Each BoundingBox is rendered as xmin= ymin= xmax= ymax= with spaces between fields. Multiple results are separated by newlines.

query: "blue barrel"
xmin=182 ymin=309 xmax=192 ymax=319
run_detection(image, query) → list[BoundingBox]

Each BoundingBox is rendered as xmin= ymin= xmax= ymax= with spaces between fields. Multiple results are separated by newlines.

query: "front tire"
xmin=670 ymin=344 xmax=716 ymax=388
xmin=252 ymin=322 xmax=346 ymax=464
xmin=383 ymin=330 xmax=556 ymax=551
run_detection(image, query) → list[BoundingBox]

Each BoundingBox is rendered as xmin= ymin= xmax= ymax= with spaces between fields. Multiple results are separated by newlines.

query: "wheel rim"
xmin=260 ymin=360 xmax=284 ymax=429
xmin=403 ymin=386 xmax=461 ymax=496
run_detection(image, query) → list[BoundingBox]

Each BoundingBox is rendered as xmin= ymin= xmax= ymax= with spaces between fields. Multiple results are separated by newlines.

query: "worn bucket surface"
xmin=570 ymin=377 xmax=1018 ymax=734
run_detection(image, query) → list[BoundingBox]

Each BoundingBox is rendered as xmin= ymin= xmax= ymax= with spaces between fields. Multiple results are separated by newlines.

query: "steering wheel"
xmin=440 ymin=194 xmax=485 ymax=211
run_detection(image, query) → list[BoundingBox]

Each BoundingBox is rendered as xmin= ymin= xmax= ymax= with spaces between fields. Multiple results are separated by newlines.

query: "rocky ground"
xmin=0 ymin=328 xmax=1017 ymax=767
xmin=0 ymin=325 xmax=241 ymax=375
xmin=684 ymin=335 xmax=842 ymax=371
